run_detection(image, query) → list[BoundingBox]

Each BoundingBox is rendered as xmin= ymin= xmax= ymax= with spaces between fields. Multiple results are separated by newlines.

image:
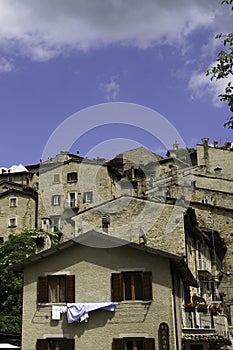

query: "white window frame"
xmin=8 ymin=217 xmax=17 ymax=227
xmin=83 ymin=191 xmax=93 ymax=203
xmin=69 ymin=192 xmax=77 ymax=208
xmin=52 ymin=195 xmax=60 ymax=206
xmin=9 ymin=197 xmax=17 ymax=207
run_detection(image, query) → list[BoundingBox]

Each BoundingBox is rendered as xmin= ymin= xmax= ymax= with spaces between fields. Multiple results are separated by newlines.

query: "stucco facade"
xmin=13 ymin=231 xmax=196 ymax=350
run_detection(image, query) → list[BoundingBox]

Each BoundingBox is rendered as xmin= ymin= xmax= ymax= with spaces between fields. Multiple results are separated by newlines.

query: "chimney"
xmin=213 ymin=141 xmax=218 ymax=148
xmin=224 ymin=142 xmax=231 ymax=150
xmin=202 ymin=138 xmax=209 ymax=147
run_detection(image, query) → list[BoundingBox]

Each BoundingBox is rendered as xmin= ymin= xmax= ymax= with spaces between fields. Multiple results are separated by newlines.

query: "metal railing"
xmin=182 ymin=303 xmax=229 ymax=338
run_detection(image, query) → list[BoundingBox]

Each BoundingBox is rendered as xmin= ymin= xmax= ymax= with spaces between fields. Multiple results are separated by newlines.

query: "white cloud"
xmin=188 ymin=68 xmax=231 ymax=107
xmin=0 ymin=0 xmax=230 ymax=62
xmin=0 ymin=57 xmax=14 ymax=72
xmin=100 ymin=79 xmax=120 ymax=101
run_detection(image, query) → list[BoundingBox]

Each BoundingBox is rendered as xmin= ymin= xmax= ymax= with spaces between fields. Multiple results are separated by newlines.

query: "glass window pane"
xmin=123 ymin=273 xmax=132 ymax=300
xmin=59 ymin=277 xmax=66 ymax=303
xmin=49 ymin=278 xmax=57 ymax=303
xmin=134 ymin=273 xmax=143 ymax=300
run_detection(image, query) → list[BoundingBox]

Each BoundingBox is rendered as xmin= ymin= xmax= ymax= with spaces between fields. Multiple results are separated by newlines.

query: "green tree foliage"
xmin=206 ymin=0 xmax=233 ymax=128
xmin=0 ymin=230 xmax=59 ymax=333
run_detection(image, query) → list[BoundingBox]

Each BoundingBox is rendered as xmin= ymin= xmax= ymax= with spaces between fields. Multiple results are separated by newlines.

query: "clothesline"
xmin=52 ymin=302 xmax=118 ymax=323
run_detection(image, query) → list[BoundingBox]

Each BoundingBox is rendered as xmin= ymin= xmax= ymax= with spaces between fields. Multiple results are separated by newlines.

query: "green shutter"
xmin=142 ymin=271 xmax=152 ymax=301
xmin=111 ymin=273 xmax=123 ymax=302
xmin=66 ymin=275 xmax=75 ymax=302
xmin=112 ymin=338 xmax=124 ymax=350
xmin=36 ymin=339 xmax=47 ymax=350
xmin=37 ymin=276 xmax=48 ymax=303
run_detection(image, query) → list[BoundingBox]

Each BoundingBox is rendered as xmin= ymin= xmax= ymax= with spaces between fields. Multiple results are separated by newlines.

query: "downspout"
xmin=171 ymin=262 xmax=180 ymax=350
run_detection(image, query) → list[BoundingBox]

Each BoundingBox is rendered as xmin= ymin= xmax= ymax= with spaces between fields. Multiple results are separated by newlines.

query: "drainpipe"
xmin=171 ymin=262 xmax=180 ymax=350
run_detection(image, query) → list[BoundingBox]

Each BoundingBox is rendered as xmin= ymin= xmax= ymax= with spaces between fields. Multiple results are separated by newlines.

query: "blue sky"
xmin=0 ymin=0 xmax=232 ymax=167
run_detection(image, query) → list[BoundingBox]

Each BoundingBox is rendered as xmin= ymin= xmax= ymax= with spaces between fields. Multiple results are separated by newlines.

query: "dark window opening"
xmin=67 ymin=172 xmax=77 ymax=183
xmin=102 ymin=214 xmax=110 ymax=233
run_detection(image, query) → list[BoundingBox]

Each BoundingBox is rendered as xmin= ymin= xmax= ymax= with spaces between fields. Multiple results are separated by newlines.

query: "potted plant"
xmin=184 ymin=303 xmax=196 ymax=312
xmin=209 ymin=303 xmax=222 ymax=315
xmin=197 ymin=303 xmax=208 ymax=313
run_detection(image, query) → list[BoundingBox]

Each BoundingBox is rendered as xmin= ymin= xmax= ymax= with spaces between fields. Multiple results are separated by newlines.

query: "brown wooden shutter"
xmin=66 ymin=275 xmax=75 ymax=302
xmin=112 ymin=338 xmax=124 ymax=350
xmin=37 ymin=276 xmax=48 ymax=303
xmin=36 ymin=339 xmax=47 ymax=350
xmin=144 ymin=338 xmax=155 ymax=350
xmin=111 ymin=273 xmax=123 ymax=302
xmin=142 ymin=271 xmax=152 ymax=301
xmin=65 ymin=338 xmax=75 ymax=350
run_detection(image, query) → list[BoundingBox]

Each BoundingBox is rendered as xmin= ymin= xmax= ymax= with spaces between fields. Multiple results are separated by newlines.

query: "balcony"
xmin=182 ymin=302 xmax=229 ymax=338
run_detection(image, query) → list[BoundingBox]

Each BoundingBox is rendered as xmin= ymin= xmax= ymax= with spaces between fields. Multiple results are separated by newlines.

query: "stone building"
xmin=38 ymin=152 xmax=121 ymax=240
xmin=0 ymin=164 xmax=38 ymax=242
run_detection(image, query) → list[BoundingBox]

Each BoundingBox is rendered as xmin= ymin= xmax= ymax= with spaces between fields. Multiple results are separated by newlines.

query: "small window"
xmin=69 ymin=193 xmax=76 ymax=208
xmin=9 ymin=197 xmax=17 ymax=207
xmin=67 ymin=172 xmax=77 ymax=183
xmin=53 ymin=174 xmax=60 ymax=183
xmin=112 ymin=338 xmax=155 ymax=350
xmin=36 ymin=338 xmax=74 ymax=350
xmin=8 ymin=217 xmax=17 ymax=227
xmin=50 ymin=216 xmax=60 ymax=232
xmin=52 ymin=195 xmax=60 ymax=206
xmin=37 ymin=275 xmax=75 ymax=304
xmin=0 ymin=237 xmax=4 ymax=244
xmin=102 ymin=214 xmax=110 ymax=233
xmin=7 ymin=174 xmax=14 ymax=182
xmin=83 ymin=191 xmax=93 ymax=203
xmin=111 ymin=271 xmax=152 ymax=302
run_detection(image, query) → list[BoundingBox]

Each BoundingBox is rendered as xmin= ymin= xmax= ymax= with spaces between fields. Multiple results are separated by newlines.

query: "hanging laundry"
xmin=66 ymin=302 xmax=118 ymax=323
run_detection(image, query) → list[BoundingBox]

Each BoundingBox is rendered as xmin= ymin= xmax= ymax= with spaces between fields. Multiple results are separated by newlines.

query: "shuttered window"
xmin=112 ymin=338 xmax=155 ymax=350
xmin=111 ymin=271 xmax=152 ymax=302
xmin=37 ymin=275 xmax=75 ymax=303
xmin=36 ymin=338 xmax=74 ymax=350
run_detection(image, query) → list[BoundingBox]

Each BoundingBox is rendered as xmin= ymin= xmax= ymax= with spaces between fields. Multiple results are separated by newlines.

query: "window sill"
xmin=120 ymin=300 xmax=152 ymax=305
xmin=38 ymin=302 xmax=67 ymax=307
xmin=67 ymin=180 xmax=77 ymax=183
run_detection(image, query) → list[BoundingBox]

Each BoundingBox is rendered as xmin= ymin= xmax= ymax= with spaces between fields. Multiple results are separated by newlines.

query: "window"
xmin=36 ymin=338 xmax=74 ymax=350
xmin=83 ymin=191 xmax=93 ymax=203
xmin=0 ymin=237 xmax=4 ymax=244
xmin=67 ymin=172 xmax=77 ymax=183
xmin=9 ymin=197 xmax=17 ymax=207
xmin=8 ymin=217 xmax=17 ymax=227
xmin=112 ymin=338 xmax=155 ymax=350
xmin=102 ymin=214 xmax=110 ymax=233
xmin=111 ymin=271 xmax=152 ymax=302
xmin=52 ymin=195 xmax=60 ymax=206
xmin=53 ymin=174 xmax=60 ymax=183
xmin=51 ymin=216 xmax=60 ymax=232
xmin=69 ymin=193 xmax=77 ymax=208
xmin=37 ymin=275 xmax=75 ymax=303
xmin=7 ymin=174 xmax=14 ymax=182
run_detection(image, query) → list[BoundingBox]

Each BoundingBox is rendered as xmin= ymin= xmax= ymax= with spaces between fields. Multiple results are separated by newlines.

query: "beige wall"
xmin=21 ymin=243 xmax=183 ymax=350
xmin=197 ymin=143 xmax=233 ymax=178
xmin=38 ymin=160 xmax=120 ymax=237
xmin=0 ymin=193 xmax=37 ymax=241
xmin=73 ymin=197 xmax=186 ymax=257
